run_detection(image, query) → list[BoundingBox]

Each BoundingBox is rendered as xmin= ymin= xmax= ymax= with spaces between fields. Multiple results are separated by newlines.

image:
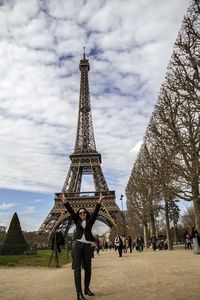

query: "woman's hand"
xmin=98 ymin=193 xmax=105 ymax=205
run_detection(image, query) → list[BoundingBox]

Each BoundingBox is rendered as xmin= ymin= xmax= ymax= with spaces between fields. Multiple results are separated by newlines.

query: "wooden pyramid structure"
xmin=1 ymin=212 xmax=27 ymax=255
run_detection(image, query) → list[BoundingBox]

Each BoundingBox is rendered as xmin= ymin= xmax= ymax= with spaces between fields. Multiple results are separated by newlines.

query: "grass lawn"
xmin=0 ymin=249 xmax=71 ymax=267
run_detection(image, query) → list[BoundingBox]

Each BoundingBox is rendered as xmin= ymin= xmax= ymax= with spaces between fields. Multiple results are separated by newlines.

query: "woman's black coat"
xmin=64 ymin=202 xmax=101 ymax=242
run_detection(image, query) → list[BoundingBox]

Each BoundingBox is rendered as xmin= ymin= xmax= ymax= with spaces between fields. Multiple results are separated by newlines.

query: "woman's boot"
xmin=77 ymin=292 xmax=86 ymax=300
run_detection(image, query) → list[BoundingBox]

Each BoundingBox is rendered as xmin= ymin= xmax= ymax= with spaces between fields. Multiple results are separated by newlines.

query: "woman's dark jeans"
xmin=72 ymin=241 xmax=92 ymax=293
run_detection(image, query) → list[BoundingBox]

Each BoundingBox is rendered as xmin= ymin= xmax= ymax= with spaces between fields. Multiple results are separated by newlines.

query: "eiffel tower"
xmin=38 ymin=50 xmax=120 ymax=239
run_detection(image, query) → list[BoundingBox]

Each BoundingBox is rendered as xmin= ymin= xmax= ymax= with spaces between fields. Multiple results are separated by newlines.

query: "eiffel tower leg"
xmin=62 ymin=164 xmax=82 ymax=193
xmin=92 ymin=165 xmax=109 ymax=191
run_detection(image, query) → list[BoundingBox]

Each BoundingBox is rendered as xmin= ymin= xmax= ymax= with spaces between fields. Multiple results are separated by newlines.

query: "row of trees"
xmin=126 ymin=0 xmax=200 ymax=249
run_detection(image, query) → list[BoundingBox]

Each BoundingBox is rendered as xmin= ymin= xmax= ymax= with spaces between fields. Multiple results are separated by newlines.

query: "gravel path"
xmin=0 ymin=247 xmax=199 ymax=300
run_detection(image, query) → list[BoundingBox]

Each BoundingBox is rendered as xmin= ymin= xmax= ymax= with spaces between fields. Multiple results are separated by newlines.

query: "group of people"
xmin=92 ymin=234 xmax=145 ymax=258
xmin=183 ymin=229 xmax=193 ymax=250
xmin=59 ymin=192 xmax=200 ymax=300
xmin=150 ymin=234 xmax=168 ymax=251
xmin=114 ymin=234 xmax=169 ymax=255
xmin=114 ymin=234 xmax=145 ymax=257
xmin=183 ymin=227 xmax=200 ymax=254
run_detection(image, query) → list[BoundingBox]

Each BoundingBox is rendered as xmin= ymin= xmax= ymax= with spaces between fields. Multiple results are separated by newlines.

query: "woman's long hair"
xmin=76 ymin=207 xmax=90 ymax=220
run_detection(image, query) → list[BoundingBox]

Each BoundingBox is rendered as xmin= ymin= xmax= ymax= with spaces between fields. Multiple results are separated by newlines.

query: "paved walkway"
xmin=0 ymin=247 xmax=200 ymax=300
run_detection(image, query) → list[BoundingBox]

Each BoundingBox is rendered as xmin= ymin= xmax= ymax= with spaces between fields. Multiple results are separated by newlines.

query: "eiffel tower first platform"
xmin=38 ymin=51 xmax=120 ymax=239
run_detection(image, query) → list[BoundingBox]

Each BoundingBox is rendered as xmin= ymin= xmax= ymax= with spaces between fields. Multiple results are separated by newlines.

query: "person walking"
xmin=136 ymin=235 xmax=144 ymax=252
xmin=191 ymin=226 xmax=200 ymax=254
xmin=60 ymin=192 xmax=104 ymax=300
xmin=151 ymin=234 xmax=157 ymax=251
xmin=128 ymin=236 xmax=132 ymax=253
xmin=94 ymin=235 xmax=101 ymax=255
xmin=183 ymin=230 xmax=189 ymax=249
xmin=121 ymin=235 xmax=126 ymax=253
xmin=186 ymin=231 xmax=192 ymax=250
xmin=114 ymin=234 xmax=123 ymax=257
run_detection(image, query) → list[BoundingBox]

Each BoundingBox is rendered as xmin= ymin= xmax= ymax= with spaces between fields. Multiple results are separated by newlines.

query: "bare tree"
xmin=126 ymin=144 xmax=162 ymax=247
xmin=149 ymin=0 xmax=200 ymax=229
xmin=126 ymin=1 xmax=199 ymax=243
xmin=181 ymin=205 xmax=196 ymax=229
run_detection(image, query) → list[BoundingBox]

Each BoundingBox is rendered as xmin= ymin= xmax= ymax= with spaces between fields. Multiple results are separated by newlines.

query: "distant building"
xmin=0 ymin=226 xmax=7 ymax=232
xmin=0 ymin=226 xmax=7 ymax=245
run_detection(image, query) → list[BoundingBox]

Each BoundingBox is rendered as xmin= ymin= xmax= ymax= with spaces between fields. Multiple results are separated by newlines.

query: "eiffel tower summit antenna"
xmin=83 ymin=46 xmax=86 ymax=59
xmin=38 ymin=54 xmax=120 ymax=239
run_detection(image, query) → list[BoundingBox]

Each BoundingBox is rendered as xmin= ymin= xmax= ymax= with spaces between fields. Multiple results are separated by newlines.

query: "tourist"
xmin=121 ymin=235 xmax=126 ymax=253
xmin=183 ymin=230 xmax=190 ymax=249
xmin=151 ymin=234 xmax=157 ymax=251
xmin=60 ymin=192 xmax=104 ymax=300
xmin=128 ymin=235 xmax=133 ymax=253
xmin=191 ymin=226 xmax=200 ymax=254
xmin=114 ymin=234 xmax=123 ymax=257
xmin=94 ymin=235 xmax=101 ymax=255
xmin=103 ymin=240 xmax=108 ymax=250
xmin=125 ymin=237 xmax=129 ymax=253
xmin=185 ymin=231 xmax=192 ymax=250
xmin=136 ymin=235 xmax=144 ymax=252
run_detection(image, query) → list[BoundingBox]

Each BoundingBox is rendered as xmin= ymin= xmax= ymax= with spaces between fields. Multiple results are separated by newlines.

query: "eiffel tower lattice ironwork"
xmin=38 ymin=52 xmax=120 ymax=239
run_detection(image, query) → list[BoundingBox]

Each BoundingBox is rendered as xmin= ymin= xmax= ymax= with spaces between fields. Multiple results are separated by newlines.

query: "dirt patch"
xmin=0 ymin=246 xmax=199 ymax=300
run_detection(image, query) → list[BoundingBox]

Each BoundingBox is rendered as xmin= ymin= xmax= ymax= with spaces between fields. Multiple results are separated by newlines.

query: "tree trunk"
xmin=149 ymin=213 xmax=156 ymax=236
xmin=165 ymin=200 xmax=174 ymax=250
xmin=173 ymin=223 xmax=178 ymax=245
xmin=143 ymin=223 xmax=149 ymax=248
xmin=193 ymin=199 xmax=200 ymax=231
xmin=155 ymin=224 xmax=159 ymax=237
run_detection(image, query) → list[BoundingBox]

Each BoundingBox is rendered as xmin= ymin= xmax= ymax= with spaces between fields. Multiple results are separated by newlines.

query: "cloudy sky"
xmin=0 ymin=0 xmax=190 ymax=232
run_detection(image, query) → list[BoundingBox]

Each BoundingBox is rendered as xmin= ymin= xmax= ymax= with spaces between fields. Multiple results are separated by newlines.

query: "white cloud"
xmin=33 ymin=198 xmax=45 ymax=203
xmin=130 ymin=141 xmax=143 ymax=154
xmin=24 ymin=206 xmax=35 ymax=213
xmin=0 ymin=202 xmax=15 ymax=210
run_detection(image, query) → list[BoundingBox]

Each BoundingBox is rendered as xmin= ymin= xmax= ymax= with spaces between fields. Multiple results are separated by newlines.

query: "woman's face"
xmin=79 ymin=209 xmax=87 ymax=221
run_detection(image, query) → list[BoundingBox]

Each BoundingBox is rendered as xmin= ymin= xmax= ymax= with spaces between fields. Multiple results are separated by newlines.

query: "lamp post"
xmin=120 ymin=194 xmax=126 ymax=236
